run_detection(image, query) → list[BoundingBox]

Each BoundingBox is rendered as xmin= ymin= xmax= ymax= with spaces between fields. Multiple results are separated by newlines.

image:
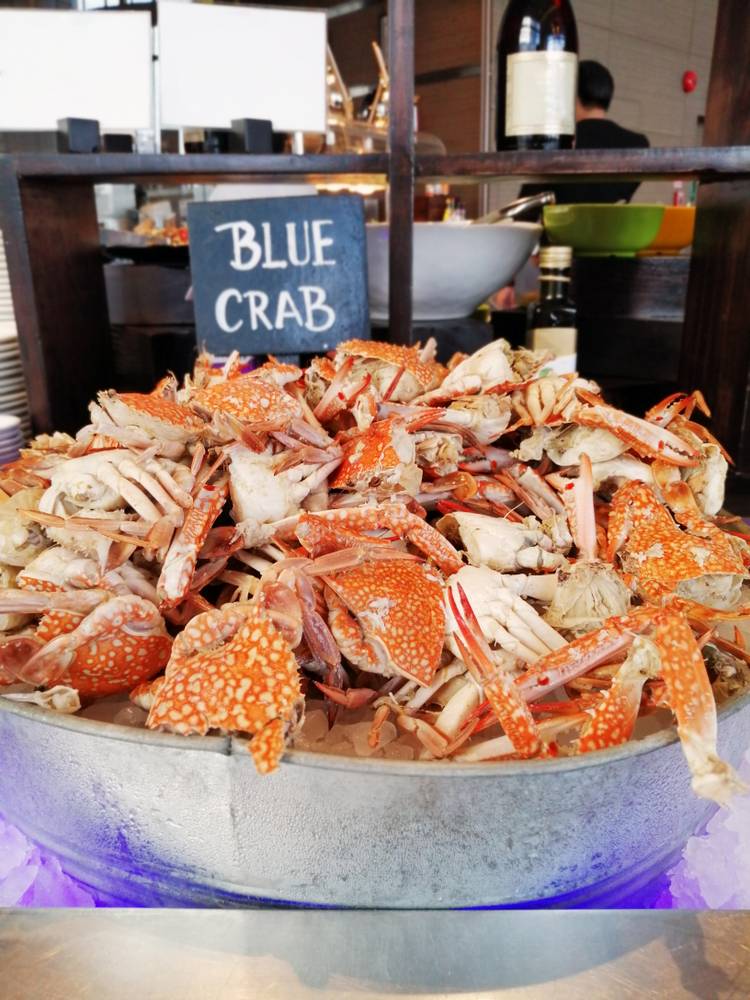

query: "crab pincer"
xmin=449 ymin=583 xmax=541 ymax=758
xmin=157 ymin=477 xmax=230 ymax=609
xmin=297 ymin=503 xmax=463 ymax=576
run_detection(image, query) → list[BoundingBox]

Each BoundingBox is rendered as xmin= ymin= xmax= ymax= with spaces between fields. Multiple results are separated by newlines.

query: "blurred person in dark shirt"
xmin=521 ymin=60 xmax=650 ymax=205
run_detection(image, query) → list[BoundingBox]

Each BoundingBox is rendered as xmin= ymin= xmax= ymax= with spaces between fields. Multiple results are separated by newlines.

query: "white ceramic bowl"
xmin=366 ymin=221 xmax=542 ymax=322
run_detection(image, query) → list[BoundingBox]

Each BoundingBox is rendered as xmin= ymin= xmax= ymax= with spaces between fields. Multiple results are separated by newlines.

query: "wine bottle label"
xmin=505 ymin=51 xmax=577 ymax=137
xmin=539 ymin=354 xmax=577 ymax=376
xmin=531 ymin=326 xmax=577 ymax=375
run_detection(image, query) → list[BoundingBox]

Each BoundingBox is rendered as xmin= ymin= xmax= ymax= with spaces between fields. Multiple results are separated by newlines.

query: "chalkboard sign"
xmin=187 ymin=194 xmax=370 ymax=355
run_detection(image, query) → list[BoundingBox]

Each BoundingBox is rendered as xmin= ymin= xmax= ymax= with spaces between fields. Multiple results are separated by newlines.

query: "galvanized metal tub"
xmin=0 ymin=690 xmax=748 ymax=908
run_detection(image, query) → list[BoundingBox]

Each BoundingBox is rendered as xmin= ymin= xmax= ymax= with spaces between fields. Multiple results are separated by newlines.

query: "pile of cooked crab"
xmin=0 ymin=337 xmax=748 ymax=802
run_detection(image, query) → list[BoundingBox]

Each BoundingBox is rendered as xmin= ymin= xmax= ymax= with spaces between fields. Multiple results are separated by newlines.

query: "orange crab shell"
xmin=157 ymin=479 xmax=230 ymax=609
xmin=608 ymin=482 xmax=746 ymax=590
xmin=324 ymin=559 xmax=446 ymax=686
xmin=329 ymin=418 xmax=419 ymax=492
xmin=192 ymin=373 xmax=302 ymax=426
xmin=19 ymin=597 xmax=174 ymax=699
xmin=108 ymin=392 xmax=204 ymax=435
xmin=146 ymin=603 xmax=303 ymax=773
xmin=308 ymin=356 xmax=338 ymax=382
xmin=336 ymin=339 xmax=446 ymax=393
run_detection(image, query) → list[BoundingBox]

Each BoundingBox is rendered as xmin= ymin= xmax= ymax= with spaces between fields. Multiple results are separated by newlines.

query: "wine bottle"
xmin=496 ymin=0 xmax=579 ymax=151
xmin=528 ymin=245 xmax=577 ymax=376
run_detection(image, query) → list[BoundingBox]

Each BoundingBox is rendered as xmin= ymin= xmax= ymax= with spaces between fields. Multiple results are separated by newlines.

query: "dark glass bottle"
xmin=528 ymin=245 xmax=577 ymax=375
xmin=496 ymin=0 xmax=579 ymax=151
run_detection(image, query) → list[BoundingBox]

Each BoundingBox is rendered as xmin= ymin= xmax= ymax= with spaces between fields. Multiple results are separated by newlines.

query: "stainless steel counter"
xmin=1 ymin=909 xmax=749 ymax=999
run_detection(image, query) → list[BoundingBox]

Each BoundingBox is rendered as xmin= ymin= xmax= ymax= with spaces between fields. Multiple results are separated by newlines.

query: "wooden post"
xmin=0 ymin=156 xmax=52 ymax=434
xmin=387 ymin=0 xmax=415 ymax=346
xmin=0 ymin=156 xmax=113 ymax=435
xmin=680 ymin=0 xmax=750 ymax=468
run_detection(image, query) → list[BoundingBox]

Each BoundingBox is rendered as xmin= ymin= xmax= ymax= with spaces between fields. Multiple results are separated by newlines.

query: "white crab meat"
xmin=228 ymin=445 xmax=325 ymax=548
xmin=445 ymin=564 xmax=568 ymax=666
xmin=439 ymin=340 xmax=514 ymax=395
xmin=0 ymin=489 xmax=50 ymax=567
xmin=487 ymin=572 xmax=559 ymax=603
xmin=590 ymin=456 xmax=656 ymax=497
xmin=512 ymin=426 xmax=554 ymax=463
xmin=675 ymin=573 xmax=745 ymax=612
xmin=41 ymin=451 xmax=126 ymax=515
xmin=684 ymin=443 xmax=727 ymax=517
xmin=433 ymin=678 xmax=481 ymax=739
xmin=445 ymin=395 xmax=512 ymax=445
xmin=542 ymin=514 xmax=573 ymax=554
xmin=44 ymin=509 xmax=135 ymax=563
xmin=436 ymin=511 xmax=569 ymax=573
xmin=1 ymin=685 xmax=81 ymax=714
xmin=41 ymin=450 xmax=190 ymax=525
xmin=412 ymin=430 xmax=462 ymax=477
xmin=544 ymin=425 xmax=629 ymax=466
xmin=544 ymin=559 xmax=632 ymax=635
xmin=16 ymin=546 xmax=159 ymax=604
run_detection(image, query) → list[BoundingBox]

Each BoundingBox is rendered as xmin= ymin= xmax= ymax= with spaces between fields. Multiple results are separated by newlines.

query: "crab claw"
xmin=297 ymin=504 xmax=463 ymax=576
xmin=574 ymin=391 xmax=700 ymax=466
xmin=650 ymin=613 xmax=748 ymax=805
xmin=313 ymin=681 xmax=377 ymax=709
xmin=449 ymin=584 xmax=541 ymax=757
xmin=558 ymin=452 xmax=597 ymax=561
xmin=515 ymin=615 xmax=638 ymax=704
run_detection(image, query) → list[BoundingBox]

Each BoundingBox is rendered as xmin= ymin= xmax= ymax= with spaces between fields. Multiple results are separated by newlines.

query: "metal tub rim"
xmin=2 ymin=681 xmax=749 ymax=778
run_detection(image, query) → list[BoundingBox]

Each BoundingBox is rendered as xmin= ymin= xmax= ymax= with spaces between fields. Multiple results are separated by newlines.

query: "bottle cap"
xmin=540 ymin=245 xmax=573 ymax=268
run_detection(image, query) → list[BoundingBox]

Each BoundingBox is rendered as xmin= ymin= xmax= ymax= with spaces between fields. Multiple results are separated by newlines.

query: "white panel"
xmin=0 ymin=10 xmax=152 ymax=131
xmin=158 ymin=1 xmax=327 ymax=133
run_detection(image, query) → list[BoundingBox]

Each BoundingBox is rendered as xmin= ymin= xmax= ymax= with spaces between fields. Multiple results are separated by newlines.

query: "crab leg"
xmin=576 ymin=636 xmax=657 ymax=752
xmin=157 ymin=478 xmax=229 ymax=608
xmin=574 ymin=397 xmax=700 ymax=466
xmin=453 ymin=714 xmax=586 ymax=762
xmin=558 ymin=452 xmax=597 ymax=560
xmin=96 ymin=464 xmax=163 ymax=522
xmin=650 ymin=613 xmax=748 ymax=804
xmin=298 ymin=504 xmax=463 ymax=575
xmin=645 ymin=390 xmax=710 ymax=427
xmin=516 ymin=616 xmax=639 ymax=703
xmin=449 ymin=584 xmax=541 ymax=757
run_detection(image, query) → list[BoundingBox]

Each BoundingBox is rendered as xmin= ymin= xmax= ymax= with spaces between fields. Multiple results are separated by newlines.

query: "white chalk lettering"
xmin=286 ymin=221 xmax=311 ymax=266
xmin=300 ymin=286 xmax=335 ymax=332
xmin=262 ymin=222 xmax=288 ymax=270
xmin=243 ymin=290 xmax=273 ymax=331
xmin=215 ymin=288 xmax=243 ymax=333
xmin=215 ymin=222 xmax=262 ymax=271
xmin=311 ymin=220 xmax=335 ymax=266
xmin=275 ymin=290 xmax=305 ymax=329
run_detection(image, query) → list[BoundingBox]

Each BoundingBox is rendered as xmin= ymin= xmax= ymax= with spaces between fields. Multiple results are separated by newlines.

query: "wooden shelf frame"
xmin=0 ymin=0 xmax=749 ymax=455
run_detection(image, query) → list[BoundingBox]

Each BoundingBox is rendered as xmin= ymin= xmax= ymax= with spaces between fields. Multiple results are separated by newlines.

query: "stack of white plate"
xmin=0 ymin=232 xmax=16 ymax=330
xmin=0 ymin=414 xmax=23 ymax=465
xmin=0 ymin=327 xmax=31 ymax=443
xmin=0 ymin=234 xmax=31 ymax=444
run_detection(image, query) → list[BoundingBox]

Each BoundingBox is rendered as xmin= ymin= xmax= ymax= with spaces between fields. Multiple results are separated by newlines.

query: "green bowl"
xmin=543 ymin=204 xmax=665 ymax=257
